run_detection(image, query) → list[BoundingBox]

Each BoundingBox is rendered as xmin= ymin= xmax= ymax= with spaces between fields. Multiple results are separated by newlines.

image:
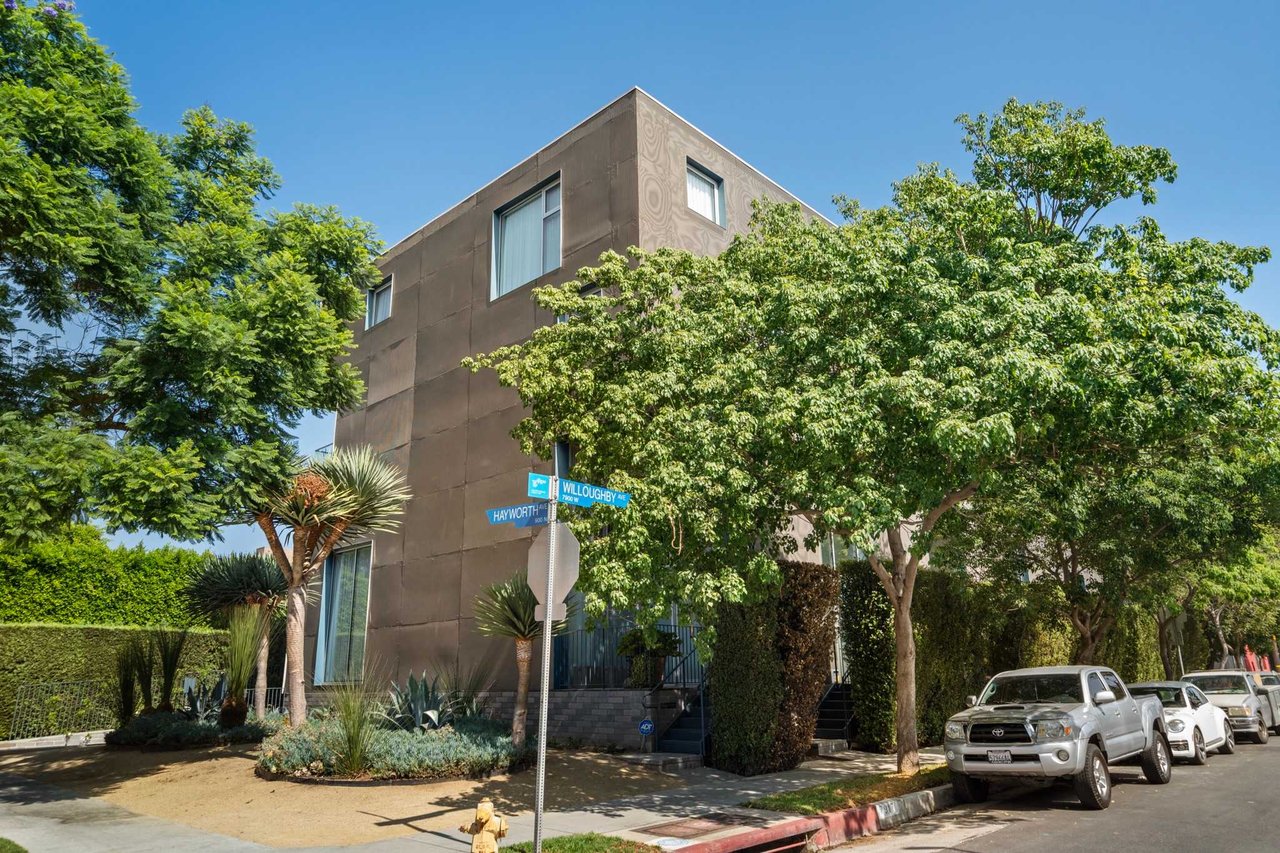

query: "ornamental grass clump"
xmin=114 ymin=645 xmax=137 ymax=728
xmin=128 ymin=636 xmax=156 ymax=714
xmin=154 ymin=630 xmax=188 ymax=712
xmin=330 ymin=677 xmax=381 ymax=776
xmin=221 ymin=606 xmax=268 ymax=729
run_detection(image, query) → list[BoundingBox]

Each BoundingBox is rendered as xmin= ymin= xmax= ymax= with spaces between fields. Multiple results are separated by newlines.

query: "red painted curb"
xmin=675 ymin=816 xmax=823 ymax=853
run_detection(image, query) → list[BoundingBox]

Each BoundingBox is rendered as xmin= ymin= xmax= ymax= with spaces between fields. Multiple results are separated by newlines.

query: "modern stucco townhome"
xmin=303 ymin=87 xmax=831 ymax=746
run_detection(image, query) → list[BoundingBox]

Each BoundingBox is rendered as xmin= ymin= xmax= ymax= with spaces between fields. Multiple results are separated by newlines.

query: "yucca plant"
xmin=128 ymin=635 xmax=157 ymax=714
xmin=474 ymin=574 xmax=572 ymax=746
xmin=330 ymin=677 xmax=380 ymax=776
xmin=185 ymin=553 xmax=287 ymax=719
xmin=247 ymin=446 xmax=411 ymax=725
xmin=220 ymin=605 xmax=269 ymax=729
xmin=154 ymin=630 xmax=188 ymax=712
xmin=114 ymin=645 xmax=138 ymax=728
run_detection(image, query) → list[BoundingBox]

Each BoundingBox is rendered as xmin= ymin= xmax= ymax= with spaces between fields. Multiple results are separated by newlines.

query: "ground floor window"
xmin=315 ymin=543 xmax=372 ymax=684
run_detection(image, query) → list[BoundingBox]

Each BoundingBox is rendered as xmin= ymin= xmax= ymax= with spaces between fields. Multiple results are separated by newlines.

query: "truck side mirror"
xmin=1094 ymin=689 xmax=1117 ymax=705
xmin=965 ymin=695 xmax=977 ymax=708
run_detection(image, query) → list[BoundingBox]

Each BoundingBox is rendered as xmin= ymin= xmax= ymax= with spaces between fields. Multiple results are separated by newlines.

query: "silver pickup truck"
xmin=1183 ymin=670 xmax=1279 ymax=742
xmin=943 ymin=665 xmax=1171 ymax=810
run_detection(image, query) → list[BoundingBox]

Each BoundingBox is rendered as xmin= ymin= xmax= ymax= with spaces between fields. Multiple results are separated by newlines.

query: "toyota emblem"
xmin=992 ymin=727 xmax=1005 ymax=738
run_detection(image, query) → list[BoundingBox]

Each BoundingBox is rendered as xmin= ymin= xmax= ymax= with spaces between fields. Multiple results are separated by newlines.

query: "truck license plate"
xmin=987 ymin=750 xmax=1012 ymax=764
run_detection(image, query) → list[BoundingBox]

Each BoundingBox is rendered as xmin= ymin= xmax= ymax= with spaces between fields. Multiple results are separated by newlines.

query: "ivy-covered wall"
xmin=0 ymin=525 xmax=208 ymax=627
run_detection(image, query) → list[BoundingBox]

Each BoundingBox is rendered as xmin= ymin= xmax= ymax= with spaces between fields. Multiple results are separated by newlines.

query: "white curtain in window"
xmin=498 ymin=196 xmax=544 ymax=295
xmin=687 ymin=168 xmax=716 ymax=221
xmin=322 ymin=545 xmax=372 ymax=682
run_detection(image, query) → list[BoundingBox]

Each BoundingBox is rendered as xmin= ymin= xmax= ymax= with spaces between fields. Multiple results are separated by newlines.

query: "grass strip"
xmin=507 ymin=834 xmax=656 ymax=853
xmin=742 ymin=764 xmax=951 ymax=815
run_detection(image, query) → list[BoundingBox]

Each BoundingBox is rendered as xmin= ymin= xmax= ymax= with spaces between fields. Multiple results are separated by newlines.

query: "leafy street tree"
xmin=0 ymin=2 xmax=380 ymax=546
xmin=251 ymin=446 xmax=410 ymax=726
xmin=185 ymin=553 xmax=289 ymax=720
xmin=471 ymin=99 xmax=1278 ymax=773
xmin=473 ymin=574 xmax=572 ymax=747
xmin=1195 ymin=533 xmax=1280 ymax=667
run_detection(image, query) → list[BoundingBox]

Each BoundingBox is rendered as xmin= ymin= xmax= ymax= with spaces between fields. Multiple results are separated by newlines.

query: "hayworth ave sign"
xmin=484 ymin=471 xmax=632 ymax=853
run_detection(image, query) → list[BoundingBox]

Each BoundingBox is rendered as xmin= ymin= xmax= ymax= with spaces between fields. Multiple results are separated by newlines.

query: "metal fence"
xmin=553 ymin=622 xmax=704 ymax=689
xmin=8 ymin=680 xmax=115 ymax=740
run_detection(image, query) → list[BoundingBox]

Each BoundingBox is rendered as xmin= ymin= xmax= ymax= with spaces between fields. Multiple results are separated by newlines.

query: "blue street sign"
xmin=486 ymin=502 xmax=550 ymax=528
xmin=639 ymin=718 xmax=655 ymax=737
xmin=527 ymin=472 xmax=552 ymax=500
xmin=558 ymin=477 xmax=631 ymax=509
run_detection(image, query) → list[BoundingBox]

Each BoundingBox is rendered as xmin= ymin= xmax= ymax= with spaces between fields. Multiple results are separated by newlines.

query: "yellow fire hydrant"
xmin=459 ymin=798 xmax=508 ymax=853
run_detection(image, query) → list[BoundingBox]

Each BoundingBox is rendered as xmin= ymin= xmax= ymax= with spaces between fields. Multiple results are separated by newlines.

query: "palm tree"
xmin=474 ymin=574 xmax=572 ymax=747
xmin=251 ymin=446 xmax=411 ymax=726
xmin=185 ymin=553 xmax=288 ymax=720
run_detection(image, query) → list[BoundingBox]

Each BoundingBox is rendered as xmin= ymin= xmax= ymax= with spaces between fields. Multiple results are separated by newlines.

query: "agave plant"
xmin=385 ymin=672 xmax=453 ymax=732
xmin=185 ymin=676 xmax=228 ymax=724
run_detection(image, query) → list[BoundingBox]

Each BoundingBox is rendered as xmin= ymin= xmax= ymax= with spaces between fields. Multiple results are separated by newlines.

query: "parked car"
xmin=1130 ymin=681 xmax=1234 ymax=763
xmin=1253 ymin=672 xmax=1280 ymax=688
xmin=943 ymin=665 xmax=1171 ymax=810
xmin=1182 ymin=670 xmax=1277 ymax=743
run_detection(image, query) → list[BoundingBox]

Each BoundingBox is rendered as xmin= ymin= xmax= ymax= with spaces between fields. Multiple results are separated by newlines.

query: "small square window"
xmin=493 ymin=179 xmax=562 ymax=299
xmin=366 ymin=277 xmax=392 ymax=328
xmin=686 ymin=161 xmax=724 ymax=226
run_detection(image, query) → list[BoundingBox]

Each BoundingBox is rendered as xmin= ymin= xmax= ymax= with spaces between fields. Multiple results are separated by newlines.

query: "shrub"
xmin=105 ymin=711 xmax=279 ymax=748
xmin=1096 ymin=607 xmax=1163 ymax=682
xmin=330 ymin=678 xmax=381 ymax=775
xmin=839 ymin=560 xmax=896 ymax=752
xmin=154 ymin=630 xmax=188 ymax=713
xmin=771 ymin=560 xmax=838 ymax=770
xmin=708 ymin=596 xmax=781 ymax=775
xmin=0 ymin=525 xmax=207 ymax=627
xmin=618 ymin=628 xmax=681 ymax=688
xmin=0 ymin=623 xmax=226 ymax=737
xmin=257 ymin=716 xmax=531 ymax=780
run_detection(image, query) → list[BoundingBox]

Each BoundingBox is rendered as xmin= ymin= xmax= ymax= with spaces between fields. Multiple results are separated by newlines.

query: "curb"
xmin=677 ymin=784 xmax=956 ymax=852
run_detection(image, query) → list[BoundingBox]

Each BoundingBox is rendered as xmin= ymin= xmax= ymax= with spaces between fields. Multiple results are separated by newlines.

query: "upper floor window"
xmin=494 ymin=180 xmax=561 ymax=299
xmin=686 ymin=160 xmax=724 ymax=226
xmin=366 ymin=276 xmax=392 ymax=328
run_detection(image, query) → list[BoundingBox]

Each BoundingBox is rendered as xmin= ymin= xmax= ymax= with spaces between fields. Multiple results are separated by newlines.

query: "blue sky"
xmin=87 ymin=0 xmax=1278 ymax=553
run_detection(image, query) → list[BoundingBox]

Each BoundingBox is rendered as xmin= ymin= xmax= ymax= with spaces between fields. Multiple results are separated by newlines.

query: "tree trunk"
xmin=512 ymin=637 xmax=533 ymax=747
xmin=286 ymin=584 xmax=308 ymax=726
xmin=1156 ymin=611 xmax=1177 ymax=680
xmin=1210 ymin=608 xmax=1232 ymax=666
xmin=255 ymin=614 xmax=271 ymax=720
xmin=893 ymin=601 xmax=919 ymax=774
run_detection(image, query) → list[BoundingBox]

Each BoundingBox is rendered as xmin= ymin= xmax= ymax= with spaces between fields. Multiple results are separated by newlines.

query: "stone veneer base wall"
xmin=482 ymin=688 xmax=651 ymax=749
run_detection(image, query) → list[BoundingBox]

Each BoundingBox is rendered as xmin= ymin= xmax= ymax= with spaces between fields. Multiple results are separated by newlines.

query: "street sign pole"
xmin=532 ymin=475 xmax=558 ymax=853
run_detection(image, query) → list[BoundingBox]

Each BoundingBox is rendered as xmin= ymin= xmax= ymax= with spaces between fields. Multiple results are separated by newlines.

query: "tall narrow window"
xmin=494 ymin=180 xmax=561 ymax=298
xmin=686 ymin=161 xmax=724 ymax=226
xmin=366 ymin=276 xmax=392 ymax=328
xmin=316 ymin=544 xmax=372 ymax=683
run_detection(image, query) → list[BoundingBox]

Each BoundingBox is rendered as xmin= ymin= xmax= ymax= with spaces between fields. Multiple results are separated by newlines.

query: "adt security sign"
xmin=639 ymin=718 xmax=655 ymax=737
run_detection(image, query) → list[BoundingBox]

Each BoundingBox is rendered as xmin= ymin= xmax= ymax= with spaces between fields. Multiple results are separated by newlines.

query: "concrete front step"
xmin=615 ymin=751 xmax=704 ymax=772
xmin=810 ymin=737 xmax=849 ymax=756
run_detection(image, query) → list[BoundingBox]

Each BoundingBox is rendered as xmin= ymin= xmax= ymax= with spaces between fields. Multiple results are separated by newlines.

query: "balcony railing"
xmin=553 ymin=621 xmax=704 ymax=690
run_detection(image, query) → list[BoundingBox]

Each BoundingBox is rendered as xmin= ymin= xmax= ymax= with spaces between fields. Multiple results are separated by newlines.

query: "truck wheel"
xmin=1255 ymin=717 xmax=1269 ymax=744
xmin=1140 ymin=730 xmax=1172 ymax=784
xmin=1219 ymin=729 xmax=1236 ymax=755
xmin=951 ymin=772 xmax=989 ymax=804
xmin=1073 ymin=744 xmax=1112 ymax=810
xmin=1190 ymin=728 xmax=1208 ymax=765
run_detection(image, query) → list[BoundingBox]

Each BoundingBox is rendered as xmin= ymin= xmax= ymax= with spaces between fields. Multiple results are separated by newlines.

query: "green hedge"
xmin=1096 ymin=607 xmax=1163 ymax=683
xmin=771 ymin=561 xmax=839 ymax=770
xmin=0 ymin=623 xmax=226 ymax=737
xmin=839 ymin=561 xmax=896 ymax=752
xmin=708 ymin=595 xmax=782 ymax=775
xmin=0 ymin=525 xmax=208 ymax=627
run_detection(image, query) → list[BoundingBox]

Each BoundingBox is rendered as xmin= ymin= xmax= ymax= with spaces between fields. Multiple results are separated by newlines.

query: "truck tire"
xmin=1141 ymin=730 xmax=1172 ymax=784
xmin=951 ymin=772 xmax=989 ymax=804
xmin=1073 ymin=744 xmax=1112 ymax=810
xmin=1190 ymin=728 xmax=1208 ymax=765
xmin=1255 ymin=717 xmax=1269 ymax=744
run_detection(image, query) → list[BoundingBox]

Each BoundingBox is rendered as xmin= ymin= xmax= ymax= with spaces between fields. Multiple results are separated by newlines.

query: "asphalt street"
xmin=855 ymin=739 xmax=1279 ymax=852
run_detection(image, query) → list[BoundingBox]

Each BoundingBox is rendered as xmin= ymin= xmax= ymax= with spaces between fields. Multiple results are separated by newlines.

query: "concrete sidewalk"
xmin=0 ymin=749 xmax=944 ymax=852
